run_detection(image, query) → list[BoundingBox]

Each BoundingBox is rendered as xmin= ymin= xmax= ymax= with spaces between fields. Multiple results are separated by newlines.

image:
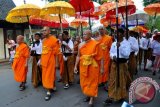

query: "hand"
xmin=116 ymin=42 xmax=121 ymax=48
xmin=100 ymin=67 xmax=104 ymax=74
xmin=63 ymin=55 xmax=68 ymax=61
xmin=62 ymin=41 xmax=68 ymax=46
xmin=74 ymin=67 xmax=78 ymax=74
xmin=31 ymin=47 xmax=36 ymax=50
xmin=25 ymin=63 xmax=28 ymax=67
xmin=113 ymin=56 xmax=117 ymax=62
xmin=37 ymin=59 xmax=41 ymax=66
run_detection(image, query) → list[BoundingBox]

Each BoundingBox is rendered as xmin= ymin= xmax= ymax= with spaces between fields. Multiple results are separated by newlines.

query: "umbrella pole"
xmin=115 ymin=0 xmax=120 ymax=88
xmin=89 ymin=12 xmax=91 ymax=31
xmin=26 ymin=16 xmax=33 ymax=42
xmin=136 ymin=14 xmax=138 ymax=27
xmin=125 ymin=0 xmax=129 ymax=40
xmin=110 ymin=19 xmax=112 ymax=36
xmin=59 ymin=8 xmax=63 ymax=33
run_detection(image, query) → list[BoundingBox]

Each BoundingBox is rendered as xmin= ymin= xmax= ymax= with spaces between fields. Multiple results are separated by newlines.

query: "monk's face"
xmin=42 ymin=27 xmax=50 ymax=37
xmin=76 ymin=36 xmax=80 ymax=42
xmin=83 ymin=30 xmax=91 ymax=41
xmin=16 ymin=35 xmax=24 ymax=44
xmin=99 ymin=27 xmax=105 ymax=35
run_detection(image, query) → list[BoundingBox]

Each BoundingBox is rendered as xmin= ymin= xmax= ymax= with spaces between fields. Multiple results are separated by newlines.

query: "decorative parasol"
xmin=41 ymin=1 xmax=75 ymax=32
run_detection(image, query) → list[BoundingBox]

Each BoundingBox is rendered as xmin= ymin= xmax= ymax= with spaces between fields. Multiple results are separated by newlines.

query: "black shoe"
xmin=103 ymin=98 xmax=113 ymax=105
xmin=19 ymin=85 xmax=25 ymax=91
xmin=57 ymin=79 xmax=62 ymax=82
xmin=152 ymin=71 xmax=156 ymax=76
xmin=45 ymin=94 xmax=51 ymax=101
xmin=83 ymin=97 xmax=90 ymax=102
xmin=64 ymin=84 xmax=69 ymax=89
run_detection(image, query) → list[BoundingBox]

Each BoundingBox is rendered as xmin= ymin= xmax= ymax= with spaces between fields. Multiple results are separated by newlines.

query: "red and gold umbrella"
xmin=144 ymin=3 xmax=160 ymax=32
xmin=144 ymin=3 xmax=160 ymax=16
xmin=100 ymin=16 xmax=121 ymax=27
xmin=29 ymin=15 xmax=69 ymax=28
xmin=70 ymin=18 xmax=88 ymax=27
xmin=106 ymin=1 xmax=136 ymax=16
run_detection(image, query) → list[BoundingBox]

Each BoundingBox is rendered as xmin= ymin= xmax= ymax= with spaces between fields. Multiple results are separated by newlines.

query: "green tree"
xmin=143 ymin=0 xmax=159 ymax=6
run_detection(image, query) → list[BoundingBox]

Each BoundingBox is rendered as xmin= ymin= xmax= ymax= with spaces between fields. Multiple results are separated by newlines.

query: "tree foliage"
xmin=143 ymin=0 xmax=160 ymax=6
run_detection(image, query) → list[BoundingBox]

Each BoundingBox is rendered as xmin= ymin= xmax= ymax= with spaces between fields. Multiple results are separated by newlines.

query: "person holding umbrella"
xmin=61 ymin=31 xmax=74 ymax=89
xmin=103 ymin=28 xmax=131 ymax=105
xmin=38 ymin=26 xmax=59 ymax=101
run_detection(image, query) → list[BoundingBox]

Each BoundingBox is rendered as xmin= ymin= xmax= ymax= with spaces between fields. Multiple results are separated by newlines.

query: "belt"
xmin=114 ymin=58 xmax=128 ymax=63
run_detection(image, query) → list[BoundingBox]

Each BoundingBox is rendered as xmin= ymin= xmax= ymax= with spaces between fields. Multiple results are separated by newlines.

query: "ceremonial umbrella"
xmin=70 ymin=18 xmax=88 ymax=27
xmin=128 ymin=10 xmax=149 ymax=25
xmin=93 ymin=2 xmax=115 ymax=16
xmin=29 ymin=15 xmax=69 ymax=28
xmin=40 ymin=1 xmax=75 ymax=32
xmin=131 ymin=26 xmax=149 ymax=33
xmin=144 ymin=3 xmax=160 ymax=32
xmin=6 ymin=3 xmax=41 ymax=39
xmin=70 ymin=18 xmax=88 ymax=36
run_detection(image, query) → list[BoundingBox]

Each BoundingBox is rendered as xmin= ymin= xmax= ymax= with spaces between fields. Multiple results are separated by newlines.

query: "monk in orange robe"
xmin=98 ymin=26 xmax=113 ymax=88
xmin=74 ymin=30 xmax=103 ymax=106
xmin=39 ymin=27 xmax=59 ymax=101
xmin=12 ymin=35 xmax=30 ymax=91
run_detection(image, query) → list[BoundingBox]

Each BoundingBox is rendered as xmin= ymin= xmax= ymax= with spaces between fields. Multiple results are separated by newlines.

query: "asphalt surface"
xmin=0 ymin=62 xmax=160 ymax=107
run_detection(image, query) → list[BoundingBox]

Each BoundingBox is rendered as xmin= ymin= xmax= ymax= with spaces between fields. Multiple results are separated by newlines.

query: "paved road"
xmin=0 ymin=63 xmax=160 ymax=107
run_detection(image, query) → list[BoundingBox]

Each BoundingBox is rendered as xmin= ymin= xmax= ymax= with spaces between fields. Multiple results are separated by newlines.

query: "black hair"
xmin=35 ymin=32 xmax=41 ymax=37
xmin=118 ymin=28 xmax=124 ymax=34
xmin=63 ymin=31 xmax=69 ymax=36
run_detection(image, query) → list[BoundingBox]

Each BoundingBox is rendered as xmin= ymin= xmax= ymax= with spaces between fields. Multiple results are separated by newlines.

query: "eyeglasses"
xmin=83 ymin=33 xmax=87 ymax=36
xmin=41 ymin=29 xmax=47 ymax=32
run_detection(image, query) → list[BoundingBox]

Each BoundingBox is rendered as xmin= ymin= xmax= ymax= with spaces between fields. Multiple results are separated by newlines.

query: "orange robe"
xmin=98 ymin=35 xmax=113 ymax=84
xmin=79 ymin=39 xmax=102 ymax=97
xmin=41 ymin=35 xmax=59 ymax=89
xmin=57 ymin=43 xmax=64 ymax=78
xmin=12 ymin=43 xmax=30 ymax=82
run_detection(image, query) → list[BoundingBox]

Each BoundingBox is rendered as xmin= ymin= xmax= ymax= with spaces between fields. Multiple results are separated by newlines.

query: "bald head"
xmin=42 ymin=26 xmax=51 ymax=37
xmin=16 ymin=35 xmax=24 ymax=44
xmin=83 ymin=30 xmax=92 ymax=41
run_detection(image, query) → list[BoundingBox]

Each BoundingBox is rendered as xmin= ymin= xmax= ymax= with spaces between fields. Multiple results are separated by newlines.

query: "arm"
xmin=74 ymin=47 xmax=80 ymax=74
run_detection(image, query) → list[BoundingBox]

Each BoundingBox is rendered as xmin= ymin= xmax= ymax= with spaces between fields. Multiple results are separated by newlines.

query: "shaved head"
xmin=83 ymin=30 xmax=92 ymax=41
xmin=16 ymin=35 xmax=24 ymax=44
xmin=42 ymin=26 xmax=51 ymax=38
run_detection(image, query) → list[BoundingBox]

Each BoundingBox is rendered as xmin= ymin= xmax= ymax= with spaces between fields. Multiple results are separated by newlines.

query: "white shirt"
xmin=110 ymin=38 xmax=131 ymax=59
xmin=10 ymin=50 xmax=15 ymax=58
xmin=140 ymin=37 xmax=151 ymax=50
xmin=128 ymin=36 xmax=139 ymax=54
xmin=63 ymin=39 xmax=74 ymax=53
xmin=151 ymin=40 xmax=160 ymax=56
xmin=31 ymin=40 xmax=42 ymax=55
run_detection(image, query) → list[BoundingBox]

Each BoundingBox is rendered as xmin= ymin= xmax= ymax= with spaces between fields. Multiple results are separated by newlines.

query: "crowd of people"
xmin=11 ymin=26 xmax=160 ymax=106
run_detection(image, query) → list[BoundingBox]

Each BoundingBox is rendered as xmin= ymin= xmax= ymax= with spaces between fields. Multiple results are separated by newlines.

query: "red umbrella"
xmin=106 ymin=1 xmax=136 ymax=16
xmin=69 ymin=0 xmax=93 ymax=12
xmin=29 ymin=16 xmax=69 ymax=28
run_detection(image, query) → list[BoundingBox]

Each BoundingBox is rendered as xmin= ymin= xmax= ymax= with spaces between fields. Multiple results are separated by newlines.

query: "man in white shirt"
xmin=31 ymin=33 xmax=42 ymax=88
xmin=140 ymin=33 xmax=152 ymax=70
xmin=61 ymin=31 xmax=74 ymax=89
xmin=104 ymin=28 xmax=131 ymax=105
xmin=128 ymin=31 xmax=139 ymax=79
